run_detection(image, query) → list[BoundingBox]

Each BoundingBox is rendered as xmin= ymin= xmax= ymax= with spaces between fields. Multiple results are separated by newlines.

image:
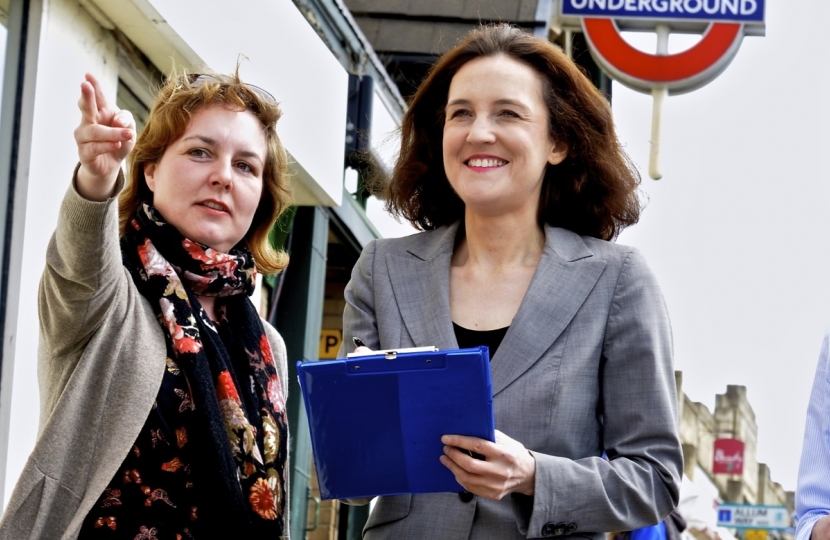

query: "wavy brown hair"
xmin=120 ymin=68 xmax=291 ymax=273
xmin=386 ymin=24 xmax=641 ymax=240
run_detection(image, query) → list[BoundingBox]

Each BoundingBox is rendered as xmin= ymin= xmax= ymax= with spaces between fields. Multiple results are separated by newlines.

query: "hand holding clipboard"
xmin=347 ymin=338 xmax=536 ymax=501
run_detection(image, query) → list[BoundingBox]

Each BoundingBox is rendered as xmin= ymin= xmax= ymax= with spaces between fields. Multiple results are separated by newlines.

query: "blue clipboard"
xmin=296 ymin=346 xmax=495 ymax=500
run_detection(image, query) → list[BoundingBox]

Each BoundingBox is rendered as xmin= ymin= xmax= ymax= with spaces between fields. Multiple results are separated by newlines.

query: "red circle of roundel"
xmin=583 ymin=18 xmax=742 ymax=83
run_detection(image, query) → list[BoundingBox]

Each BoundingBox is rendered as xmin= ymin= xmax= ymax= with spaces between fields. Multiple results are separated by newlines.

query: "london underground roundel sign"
xmin=559 ymin=0 xmax=766 ymax=94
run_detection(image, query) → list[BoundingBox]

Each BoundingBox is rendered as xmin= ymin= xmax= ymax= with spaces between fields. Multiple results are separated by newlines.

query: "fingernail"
xmin=122 ymin=129 xmax=133 ymax=139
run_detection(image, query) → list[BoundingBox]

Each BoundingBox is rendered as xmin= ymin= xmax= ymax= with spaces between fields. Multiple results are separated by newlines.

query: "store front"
xmin=0 ymin=1 xmax=403 ymax=538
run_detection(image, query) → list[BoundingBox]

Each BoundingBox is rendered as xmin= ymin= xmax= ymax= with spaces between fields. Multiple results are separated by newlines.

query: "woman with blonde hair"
xmin=0 ymin=70 xmax=291 ymax=539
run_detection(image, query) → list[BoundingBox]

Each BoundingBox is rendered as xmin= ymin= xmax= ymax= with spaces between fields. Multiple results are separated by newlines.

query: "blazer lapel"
xmin=386 ymin=224 xmax=460 ymax=351
xmin=385 ymin=224 xmax=607 ymax=396
xmin=490 ymin=226 xmax=607 ymax=396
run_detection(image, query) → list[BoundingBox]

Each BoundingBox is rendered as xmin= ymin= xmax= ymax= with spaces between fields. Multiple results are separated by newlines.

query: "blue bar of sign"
xmin=561 ymin=0 xmax=765 ymax=23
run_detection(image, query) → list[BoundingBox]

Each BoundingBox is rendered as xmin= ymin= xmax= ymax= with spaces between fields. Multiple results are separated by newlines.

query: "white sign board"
xmin=717 ymin=504 xmax=789 ymax=530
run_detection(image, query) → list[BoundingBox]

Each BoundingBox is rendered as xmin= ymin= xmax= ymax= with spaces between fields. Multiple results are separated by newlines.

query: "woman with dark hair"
xmin=343 ymin=24 xmax=682 ymax=539
xmin=0 ymin=70 xmax=291 ymax=539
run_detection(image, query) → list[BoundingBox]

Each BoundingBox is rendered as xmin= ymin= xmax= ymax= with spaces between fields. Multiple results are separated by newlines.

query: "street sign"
xmin=561 ymin=0 xmax=765 ymax=24
xmin=318 ymin=329 xmax=343 ymax=359
xmin=555 ymin=0 xmax=765 ymax=179
xmin=716 ymin=504 xmax=789 ymax=530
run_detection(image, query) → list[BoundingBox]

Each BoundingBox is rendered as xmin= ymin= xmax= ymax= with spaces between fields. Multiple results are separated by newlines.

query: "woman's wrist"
xmin=75 ymin=163 xmax=120 ymax=202
xmin=517 ymin=450 xmax=537 ymax=496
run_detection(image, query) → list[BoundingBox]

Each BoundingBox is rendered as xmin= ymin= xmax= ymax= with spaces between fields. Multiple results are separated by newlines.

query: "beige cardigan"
xmin=0 ymin=176 xmax=289 ymax=539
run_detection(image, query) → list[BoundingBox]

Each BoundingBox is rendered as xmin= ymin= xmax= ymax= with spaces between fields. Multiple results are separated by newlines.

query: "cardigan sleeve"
xmin=263 ymin=320 xmax=289 ymax=401
xmin=38 ymin=168 xmax=127 ymax=418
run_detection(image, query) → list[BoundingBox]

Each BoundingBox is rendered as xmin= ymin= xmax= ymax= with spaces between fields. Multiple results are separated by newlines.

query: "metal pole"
xmin=564 ymin=30 xmax=573 ymax=59
xmin=649 ymin=24 xmax=669 ymax=180
xmin=272 ymin=206 xmax=328 ymax=540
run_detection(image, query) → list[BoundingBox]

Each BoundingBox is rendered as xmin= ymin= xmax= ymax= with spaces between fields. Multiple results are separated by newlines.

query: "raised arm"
xmin=38 ymin=75 xmax=137 ymax=396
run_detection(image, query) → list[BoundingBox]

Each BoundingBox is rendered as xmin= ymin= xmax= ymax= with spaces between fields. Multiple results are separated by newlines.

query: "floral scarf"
xmin=121 ymin=204 xmax=288 ymax=537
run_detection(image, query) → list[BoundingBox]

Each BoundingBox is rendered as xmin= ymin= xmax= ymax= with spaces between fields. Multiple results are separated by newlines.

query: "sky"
xmin=369 ymin=1 xmax=826 ymax=492
xmin=612 ymin=0 xmax=828 ymax=493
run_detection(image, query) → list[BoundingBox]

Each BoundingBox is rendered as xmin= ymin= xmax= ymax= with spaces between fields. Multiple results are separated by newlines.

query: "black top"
xmin=452 ymin=323 xmax=510 ymax=360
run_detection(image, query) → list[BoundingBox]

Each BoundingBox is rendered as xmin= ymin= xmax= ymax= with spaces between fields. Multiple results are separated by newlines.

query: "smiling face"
xmin=442 ymin=54 xmax=567 ymax=220
xmin=144 ymin=105 xmax=267 ymax=253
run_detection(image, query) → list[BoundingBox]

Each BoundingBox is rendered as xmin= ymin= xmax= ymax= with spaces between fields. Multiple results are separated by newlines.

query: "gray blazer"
xmin=342 ymin=222 xmax=682 ymax=540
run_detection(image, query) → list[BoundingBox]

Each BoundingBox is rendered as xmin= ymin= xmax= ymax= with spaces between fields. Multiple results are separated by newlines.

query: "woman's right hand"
xmin=73 ymin=73 xmax=136 ymax=201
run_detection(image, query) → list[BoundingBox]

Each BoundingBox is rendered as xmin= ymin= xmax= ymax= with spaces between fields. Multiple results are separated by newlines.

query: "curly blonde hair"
xmin=120 ymin=68 xmax=291 ymax=274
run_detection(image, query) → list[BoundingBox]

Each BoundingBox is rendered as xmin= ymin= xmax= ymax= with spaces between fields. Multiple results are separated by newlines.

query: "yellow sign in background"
xmin=746 ymin=530 xmax=767 ymax=540
xmin=319 ymin=329 xmax=343 ymax=359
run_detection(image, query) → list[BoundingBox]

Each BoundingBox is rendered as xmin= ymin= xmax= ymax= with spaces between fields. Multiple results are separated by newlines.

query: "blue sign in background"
xmin=562 ymin=0 xmax=765 ymax=23
xmin=716 ymin=504 xmax=790 ymax=530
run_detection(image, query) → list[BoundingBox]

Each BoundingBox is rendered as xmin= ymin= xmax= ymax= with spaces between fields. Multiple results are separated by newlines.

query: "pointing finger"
xmin=85 ymin=73 xmax=110 ymax=112
xmin=78 ymin=80 xmax=99 ymax=125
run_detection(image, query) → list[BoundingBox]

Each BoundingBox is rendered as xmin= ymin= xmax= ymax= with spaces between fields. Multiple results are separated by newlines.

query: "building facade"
xmin=677 ymin=373 xmax=794 ymax=540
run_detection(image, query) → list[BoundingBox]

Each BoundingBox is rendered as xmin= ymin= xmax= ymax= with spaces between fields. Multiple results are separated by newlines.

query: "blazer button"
xmin=565 ymin=523 xmax=578 ymax=535
xmin=542 ymin=522 xmax=556 ymax=536
xmin=554 ymin=523 xmax=567 ymax=536
xmin=458 ymin=491 xmax=474 ymax=502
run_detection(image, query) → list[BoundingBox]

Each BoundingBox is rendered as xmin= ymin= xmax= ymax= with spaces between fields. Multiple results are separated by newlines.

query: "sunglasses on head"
xmin=186 ymin=73 xmax=277 ymax=105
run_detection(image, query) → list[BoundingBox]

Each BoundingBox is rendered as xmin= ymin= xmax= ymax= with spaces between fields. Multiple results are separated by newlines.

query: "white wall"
xmin=3 ymin=0 xmax=120 ymax=505
xmin=0 ymin=24 xmax=6 ymax=101
xmin=93 ymin=0 xmax=350 ymax=208
xmin=143 ymin=0 xmax=349 ymax=207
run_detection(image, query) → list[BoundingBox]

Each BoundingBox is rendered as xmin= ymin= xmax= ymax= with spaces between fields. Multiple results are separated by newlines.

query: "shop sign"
xmin=713 ymin=438 xmax=744 ymax=474
xmin=319 ymin=329 xmax=343 ymax=359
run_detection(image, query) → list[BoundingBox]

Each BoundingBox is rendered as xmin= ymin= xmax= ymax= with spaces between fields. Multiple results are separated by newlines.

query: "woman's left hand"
xmin=440 ymin=429 xmax=536 ymax=500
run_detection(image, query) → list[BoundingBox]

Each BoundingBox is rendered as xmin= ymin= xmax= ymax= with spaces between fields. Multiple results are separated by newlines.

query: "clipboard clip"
xmin=347 ymin=345 xmax=438 ymax=358
xmin=382 ymin=350 xmax=436 ymax=361
xmin=347 ymin=347 xmax=445 ymax=374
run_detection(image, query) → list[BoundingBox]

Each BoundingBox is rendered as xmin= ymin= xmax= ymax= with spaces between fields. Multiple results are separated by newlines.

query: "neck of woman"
xmin=455 ymin=211 xmax=545 ymax=270
xmin=199 ymin=295 xmax=218 ymax=323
